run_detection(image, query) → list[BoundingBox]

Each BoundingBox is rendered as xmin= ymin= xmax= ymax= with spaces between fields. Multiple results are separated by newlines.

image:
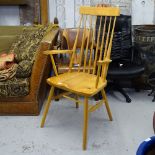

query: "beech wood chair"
xmin=40 ymin=6 xmax=120 ymax=150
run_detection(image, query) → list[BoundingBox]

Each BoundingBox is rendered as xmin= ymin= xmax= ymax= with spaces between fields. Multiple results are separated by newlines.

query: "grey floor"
xmin=0 ymin=90 xmax=154 ymax=155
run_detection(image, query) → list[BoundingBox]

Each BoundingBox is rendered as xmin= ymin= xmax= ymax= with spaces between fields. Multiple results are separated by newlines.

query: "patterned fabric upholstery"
xmin=16 ymin=60 xmax=32 ymax=78
xmin=0 ymin=24 xmax=54 ymax=97
xmin=0 ymin=77 xmax=29 ymax=97
xmin=10 ymin=25 xmax=48 ymax=63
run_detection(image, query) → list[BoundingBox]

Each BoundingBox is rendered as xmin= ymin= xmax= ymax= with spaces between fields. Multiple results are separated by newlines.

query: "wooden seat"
xmin=40 ymin=6 xmax=120 ymax=150
xmin=47 ymin=72 xmax=106 ymax=96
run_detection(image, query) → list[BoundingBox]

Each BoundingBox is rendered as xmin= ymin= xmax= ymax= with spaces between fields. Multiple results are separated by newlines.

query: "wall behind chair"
xmin=0 ymin=6 xmax=20 ymax=25
xmin=132 ymin=0 xmax=155 ymax=25
xmin=49 ymin=0 xmax=131 ymax=28
xmin=1 ymin=0 xmax=154 ymax=26
xmin=0 ymin=0 xmax=40 ymax=26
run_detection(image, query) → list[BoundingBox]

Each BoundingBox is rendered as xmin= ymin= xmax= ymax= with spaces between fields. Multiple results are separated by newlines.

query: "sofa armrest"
xmin=29 ymin=29 xmax=59 ymax=108
xmin=30 ymin=42 xmax=49 ymax=92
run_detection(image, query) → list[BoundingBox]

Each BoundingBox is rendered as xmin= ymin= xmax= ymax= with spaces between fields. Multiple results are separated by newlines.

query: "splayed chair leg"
xmin=41 ymin=86 xmax=55 ymax=128
xmin=83 ymin=97 xmax=89 ymax=150
xmin=101 ymin=89 xmax=113 ymax=121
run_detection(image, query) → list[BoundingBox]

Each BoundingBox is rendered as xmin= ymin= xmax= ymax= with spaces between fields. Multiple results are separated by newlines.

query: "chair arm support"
xmin=97 ymin=58 xmax=112 ymax=66
xmin=43 ymin=50 xmax=73 ymax=55
xmin=96 ymin=58 xmax=112 ymax=88
xmin=43 ymin=50 xmax=73 ymax=76
xmin=96 ymin=64 xmax=102 ymax=88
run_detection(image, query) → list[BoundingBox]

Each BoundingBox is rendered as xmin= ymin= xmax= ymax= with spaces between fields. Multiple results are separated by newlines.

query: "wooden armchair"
xmin=40 ymin=6 xmax=120 ymax=150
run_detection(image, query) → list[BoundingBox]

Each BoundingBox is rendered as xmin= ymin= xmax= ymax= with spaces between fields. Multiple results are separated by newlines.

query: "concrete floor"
xmin=0 ymin=90 xmax=154 ymax=155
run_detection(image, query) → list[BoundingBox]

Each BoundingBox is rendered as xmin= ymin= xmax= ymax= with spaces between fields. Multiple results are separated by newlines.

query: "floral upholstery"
xmin=0 ymin=24 xmax=55 ymax=97
xmin=10 ymin=26 xmax=48 ymax=63
xmin=0 ymin=77 xmax=29 ymax=97
xmin=16 ymin=60 xmax=33 ymax=78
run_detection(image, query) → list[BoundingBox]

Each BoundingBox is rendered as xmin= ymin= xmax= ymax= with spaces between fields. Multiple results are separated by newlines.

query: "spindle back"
xmin=68 ymin=6 xmax=120 ymax=83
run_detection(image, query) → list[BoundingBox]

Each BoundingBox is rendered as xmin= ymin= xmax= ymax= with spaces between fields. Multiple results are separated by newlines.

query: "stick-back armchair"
xmin=41 ymin=6 xmax=120 ymax=150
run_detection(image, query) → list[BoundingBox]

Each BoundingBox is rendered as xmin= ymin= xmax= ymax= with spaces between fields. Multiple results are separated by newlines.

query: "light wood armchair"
xmin=41 ymin=6 xmax=120 ymax=150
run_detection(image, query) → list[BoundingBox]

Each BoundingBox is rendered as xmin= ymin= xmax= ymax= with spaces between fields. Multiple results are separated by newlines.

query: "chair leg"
xmin=41 ymin=86 xmax=55 ymax=128
xmin=75 ymin=95 xmax=79 ymax=109
xmin=101 ymin=90 xmax=113 ymax=121
xmin=83 ymin=97 xmax=89 ymax=150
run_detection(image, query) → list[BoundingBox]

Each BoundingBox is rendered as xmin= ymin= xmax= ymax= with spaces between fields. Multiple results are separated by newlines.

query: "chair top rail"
xmin=80 ymin=6 xmax=120 ymax=16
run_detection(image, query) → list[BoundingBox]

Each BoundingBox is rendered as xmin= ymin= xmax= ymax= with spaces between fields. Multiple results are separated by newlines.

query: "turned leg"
xmin=41 ymin=86 xmax=55 ymax=128
xmin=101 ymin=90 xmax=113 ymax=121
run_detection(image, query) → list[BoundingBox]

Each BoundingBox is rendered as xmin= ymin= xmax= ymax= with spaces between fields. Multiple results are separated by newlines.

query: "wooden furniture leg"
xmin=101 ymin=90 xmax=113 ymax=121
xmin=75 ymin=95 xmax=79 ymax=108
xmin=41 ymin=86 xmax=55 ymax=127
xmin=83 ymin=97 xmax=89 ymax=150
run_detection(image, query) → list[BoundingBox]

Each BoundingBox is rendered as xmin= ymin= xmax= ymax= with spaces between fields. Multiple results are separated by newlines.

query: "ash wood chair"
xmin=40 ymin=6 xmax=120 ymax=150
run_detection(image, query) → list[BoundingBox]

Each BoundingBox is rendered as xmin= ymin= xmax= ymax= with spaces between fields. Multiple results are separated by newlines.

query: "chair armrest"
xmin=97 ymin=58 xmax=112 ymax=65
xmin=96 ymin=58 xmax=112 ymax=88
xmin=43 ymin=50 xmax=73 ymax=55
